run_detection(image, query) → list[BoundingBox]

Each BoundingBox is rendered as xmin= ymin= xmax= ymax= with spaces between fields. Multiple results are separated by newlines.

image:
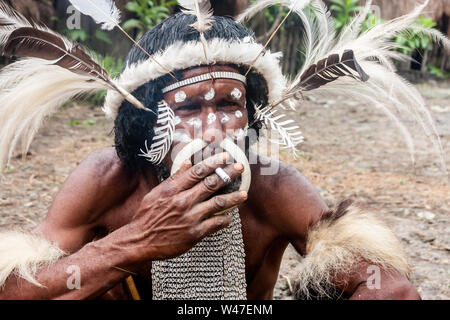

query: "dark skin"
xmin=0 ymin=66 xmax=420 ymax=300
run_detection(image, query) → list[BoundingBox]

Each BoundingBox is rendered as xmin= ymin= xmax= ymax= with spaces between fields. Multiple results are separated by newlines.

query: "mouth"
xmin=170 ymin=138 xmax=252 ymax=193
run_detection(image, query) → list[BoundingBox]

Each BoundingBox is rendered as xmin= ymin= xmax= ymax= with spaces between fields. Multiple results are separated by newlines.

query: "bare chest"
xmin=97 ymin=176 xmax=288 ymax=299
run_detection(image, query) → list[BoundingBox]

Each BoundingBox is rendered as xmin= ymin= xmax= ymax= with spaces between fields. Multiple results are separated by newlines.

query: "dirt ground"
xmin=0 ymin=81 xmax=449 ymax=300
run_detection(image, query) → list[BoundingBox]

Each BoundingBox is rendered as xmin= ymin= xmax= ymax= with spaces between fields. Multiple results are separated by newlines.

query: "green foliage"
xmin=328 ymin=2 xmax=443 ymax=75
xmin=68 ymin=120 xmax=97 ymax=126
xmin=360 ymin=12 xmax=384 ymax=33
xmin=123 ymin=0 xmax=177 ymax=40
xmin=394 ymin=16 xmax=437 ymax=55
xmin=428 ymin=64 xmax=450 ymax=79
xmin=85 ymin=54 xmax=124 ymax=106
xmin=63 ymin=28 xmax=113 ymax=46
xmin=329 ymin=0 xmax=362 ymax=34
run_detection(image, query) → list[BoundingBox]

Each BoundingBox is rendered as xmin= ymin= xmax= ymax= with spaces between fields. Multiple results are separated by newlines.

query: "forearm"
xmin=0 ymin=229 xmax=136 ymax=300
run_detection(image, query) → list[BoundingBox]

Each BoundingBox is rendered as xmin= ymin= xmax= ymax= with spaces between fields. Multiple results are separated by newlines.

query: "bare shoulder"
xmin=35 ymin=148 xmax=138 ymax=250
xmin=75 ymin=147 xmax=130 ymax=184
xmin=56 ymin=147 xmax=136 ymax=203
xmin=249 ymin=153 xmax=328 ymax=247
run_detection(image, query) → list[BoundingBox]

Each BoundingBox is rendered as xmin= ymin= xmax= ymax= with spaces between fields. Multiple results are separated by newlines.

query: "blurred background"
xmin=1 ymin=1 xmax=449 ymax=82
xmin=0 ymin=0 xmax=449 ymax=300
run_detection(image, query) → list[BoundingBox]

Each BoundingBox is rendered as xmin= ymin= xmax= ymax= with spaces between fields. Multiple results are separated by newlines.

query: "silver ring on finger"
xmin=215 ymin=167 xmax=232 ymax=184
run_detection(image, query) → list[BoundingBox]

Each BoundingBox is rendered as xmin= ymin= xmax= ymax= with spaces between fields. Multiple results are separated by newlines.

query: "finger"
xmin=187 ymin=163 xmax=244 ymax=202
xmin=171 ymin=160 xmax=192 ymax=179
xmin=154 ymin=160 xmax=193 ymax=198
xmin=175 ymin=152 xmax=229 ymax=190
xmin=191 ymin=191 xmax=248 ymax=221
xmin=196 ymin=215 xmax=232 ymax=239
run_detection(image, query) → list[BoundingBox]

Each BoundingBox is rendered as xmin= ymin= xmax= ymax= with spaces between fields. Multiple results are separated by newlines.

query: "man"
xmin=0 ymin=3 xmax=433 ymax=300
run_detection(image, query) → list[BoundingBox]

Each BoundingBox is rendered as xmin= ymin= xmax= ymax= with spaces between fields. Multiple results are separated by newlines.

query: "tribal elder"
xmin=0 ymin=1 xmax=438 ymax=300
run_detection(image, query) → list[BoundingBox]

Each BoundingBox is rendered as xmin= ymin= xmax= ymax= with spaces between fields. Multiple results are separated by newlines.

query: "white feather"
xmin=139 ymin=101 xmax=175 ymax=165
xmin=68 ymin=0 xmax=121 ymax=31
xmin=178 ymin=0 xmax=213 ymax=33
xmin=178 ymin=0 xmax=214 ymax=60
xmin=251 ymin=0 xmax=447 ymax=171
xmin=237 ymin=0 xmax=312 ymax=23
xmin=255 ymin=106 xmax=304 ymax=154
xmin=0 ymin=59 xmax=110 ymax=171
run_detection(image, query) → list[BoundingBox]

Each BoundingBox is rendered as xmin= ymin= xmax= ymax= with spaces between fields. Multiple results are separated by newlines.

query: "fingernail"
xmin=240 ymin=191 xmax=248 ymax=200
xmin=234 ymin=163 xmax=244 ymax=171
xmin=222 ymin=152 xmax=229 ymax=161
xmin=183 ymin=160 xmax=192 ymax=166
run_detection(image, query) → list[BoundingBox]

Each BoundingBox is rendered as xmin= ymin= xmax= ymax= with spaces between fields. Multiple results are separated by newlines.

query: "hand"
xmin=125 ymin=152 xmax=247 ymax=262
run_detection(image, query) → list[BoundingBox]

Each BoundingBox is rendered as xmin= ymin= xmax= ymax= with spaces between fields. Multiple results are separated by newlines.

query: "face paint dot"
xmin=235 ymin=110 xmax=243 ymax=118
xmin=231 ymin=88 xmax=243 ymax=100
xmin=188 ymin=118 xmax=202 ymax=128
xmin=204 ymin=88 xmax=215 ymax=101
xmin=174 ymin=90 xmax=187 ymax=103
xmin=220 ymin=114 xmax=230 ymax=124
xmin=207 ymin=113 xmax=217 ymax=125
xmin=174 ymin=116 xmax=181 ymax=126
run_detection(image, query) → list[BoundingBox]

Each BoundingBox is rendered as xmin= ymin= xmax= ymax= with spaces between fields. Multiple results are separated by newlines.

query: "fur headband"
xmin=103 ymin=38 xmax=286 ymax=118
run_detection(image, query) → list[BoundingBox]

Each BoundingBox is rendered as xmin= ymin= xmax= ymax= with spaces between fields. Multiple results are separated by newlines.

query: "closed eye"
xmin=177 ymin=104 xmax=200 ymax=112
xmin=217 ymin=100 xmax=241 ymax=110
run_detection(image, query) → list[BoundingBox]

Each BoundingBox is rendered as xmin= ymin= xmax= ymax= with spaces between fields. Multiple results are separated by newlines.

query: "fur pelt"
xmin=294 ymin=200 xmax=410 ymax=299
xmin=0 ymin=230 xmax=66 ymax=288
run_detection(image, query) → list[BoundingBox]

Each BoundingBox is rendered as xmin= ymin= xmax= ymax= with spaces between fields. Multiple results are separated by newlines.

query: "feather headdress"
xmin=242 ymin=0 xmax=449 ymax=170
xmin=178 ymin=0 xmax=214 ymax=60
xmin=0 ymin=4 xmax=149 ymax=170
xmin=68 ymin=0 xmax=176 ymax=79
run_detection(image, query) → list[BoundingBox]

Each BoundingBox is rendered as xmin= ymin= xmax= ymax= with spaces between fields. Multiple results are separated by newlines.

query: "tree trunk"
xmin=211 ymin=0 xmax=249 ymax=17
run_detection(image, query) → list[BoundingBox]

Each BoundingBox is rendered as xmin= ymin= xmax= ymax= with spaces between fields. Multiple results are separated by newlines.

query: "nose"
xmin=202 ymin=126 xmax=224 ymax=145
xmin=198 ymin=108 xmax=224 ymax=145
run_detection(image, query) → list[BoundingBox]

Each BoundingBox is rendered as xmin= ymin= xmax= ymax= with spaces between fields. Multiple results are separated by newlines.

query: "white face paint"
xmin=207 ymin=113 xmax=217 ymax=125
xmin=231 ymin=88 xmax=243 ymax=100
xmin=187 ymin=117 xmax=202 ymax=128
xmin=221 ymin=114 xmax=230 ymax=124
xmin=233 ymin=128 xmax=247 ymax=140
xmin=174 ymin=90 xmax=187 ymax=103
xmin=235 ymin=110 xmax=243 ymax=119
xmin=204 ymin=88 xmax=215 ymax=101
xmin=173 ymin=131 xmax=193 ymax=144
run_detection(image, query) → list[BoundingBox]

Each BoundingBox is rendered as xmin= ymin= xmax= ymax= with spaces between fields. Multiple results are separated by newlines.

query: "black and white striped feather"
xmin=255 ymin=106 xmax=304 ymax=154
xmin=139 ymin=101 xmax=176 ymax=165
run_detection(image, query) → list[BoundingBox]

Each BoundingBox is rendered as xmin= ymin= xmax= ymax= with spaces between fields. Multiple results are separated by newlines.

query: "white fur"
xmin=295 ymin=204 xmax=410 ymax=299
xmin=0 ymin=231 xmax=66 ymax=288
xmin=103 ymin=38 xmax=286 ymax=118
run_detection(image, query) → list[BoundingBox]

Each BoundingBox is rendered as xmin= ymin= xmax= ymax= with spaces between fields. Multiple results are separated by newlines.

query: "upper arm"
xmin=252 ymin=159 xmax=328 ymax=255
xmin=33 ymin=148 xmax=132 ymax=253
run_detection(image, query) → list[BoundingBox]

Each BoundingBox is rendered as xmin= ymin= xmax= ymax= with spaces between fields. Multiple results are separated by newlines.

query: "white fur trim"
xmin=294 ymin=203 xmax=410 ymax=299
xmin=103 ymin=38 xmax=286 ymax=118
xmin=0 ymin=231 xmax=66 ymax=288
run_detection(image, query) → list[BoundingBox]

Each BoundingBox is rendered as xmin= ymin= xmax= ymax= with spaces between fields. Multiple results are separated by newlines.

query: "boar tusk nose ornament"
xmin=171 ymin=138 xmax=251 ymax=193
